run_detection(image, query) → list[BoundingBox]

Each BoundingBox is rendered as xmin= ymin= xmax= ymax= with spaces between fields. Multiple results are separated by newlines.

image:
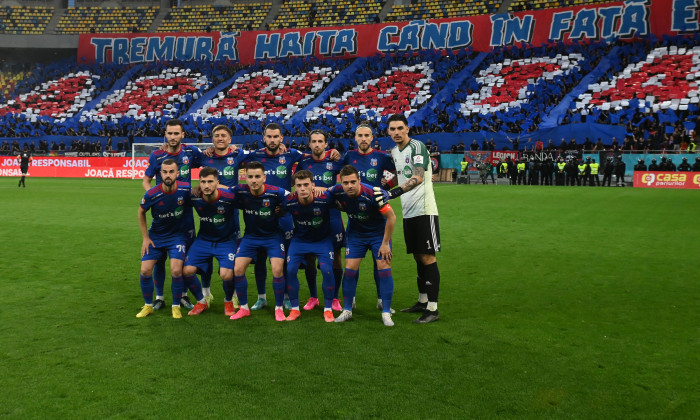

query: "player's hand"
xmin=279 ymin=143 xmax=287 ymax=153
xmin=141 ymin=237 xmax=155 ymax=257
xmin=329 ymin=149 xmax=341 ymax=161
xmin=203 ymin=146 xmax=215 ymax=157
xmin=378 ymin=243 xmax=392 ymax=263
xmin=373 ymin=186 xmax=389 ymax=205
xmin=228 ymin=144 xmax=238 ymax=153
xmin=381 ymin=178 xmax=388 ymax=187
xmin=313 ymin=186 xmax=327 ymax=197
xmin=191 ymin=185 xmax=202 ymax=197
xmin=159 ymin=142 xmax=168 ymax=151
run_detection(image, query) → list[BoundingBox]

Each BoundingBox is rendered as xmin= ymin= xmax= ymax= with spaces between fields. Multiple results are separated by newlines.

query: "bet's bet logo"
xmin=276 ymin=165 xmax=287 ymax=179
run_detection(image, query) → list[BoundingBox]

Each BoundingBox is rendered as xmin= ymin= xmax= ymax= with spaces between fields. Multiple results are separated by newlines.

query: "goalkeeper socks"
xmin=341 ymin=268 xmax=359 ymax=311
xmin=416 ymin=261 xmax=428 ymax=295
xmin=140 ymin=275 xmax=154 ymax=304
xmin=423 ymin=261 xmax=441 ymax=305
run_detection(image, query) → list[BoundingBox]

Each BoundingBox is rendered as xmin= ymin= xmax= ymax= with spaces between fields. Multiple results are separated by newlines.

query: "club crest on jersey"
xmin=177 ymin=196 xmax=184 ymax=205
xmin=227 ymin=157 xmax=234 ymax=165
xmin=313 ymin=207 xmax=321 ymax=216
xmin=370 ymin=158 xmax=377 ymax=167
xmin=405 ymin=156 xmax=410 ymax=164
xmin=326 ymin=162 xmax=333 ymax=170
xmin=262 ymin=198 xmax=270 ymax=207
xmin=279 ymin=156 xmax=286 ymax=164
xmin=182 ymin=156 xmax=189 ymax=165
xmin=217 ymin=206 xmax=225 ymax=214
xmin=359 ymin=202 xmax=367 ymax=211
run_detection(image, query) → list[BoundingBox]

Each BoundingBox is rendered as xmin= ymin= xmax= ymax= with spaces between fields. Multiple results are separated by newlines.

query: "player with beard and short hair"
xmin=342 ymin=124 xmax=396 ymax=313
xmin=142 ymin=119 xmax=205 ymax=311
xmin=182 ymin=167 xmax=240 ymax=317
xmin=328 ymin=165 xmax=397 ymax=327
xmin=136 ymin=159 xmax=192 ymax=319
xmin=295 ymin=130 xmax=345 ymax=312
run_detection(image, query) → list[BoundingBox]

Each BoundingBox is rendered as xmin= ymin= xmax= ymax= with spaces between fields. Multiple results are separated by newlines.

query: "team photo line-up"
xmin=136 ymin=114 xmax=441 ymax=326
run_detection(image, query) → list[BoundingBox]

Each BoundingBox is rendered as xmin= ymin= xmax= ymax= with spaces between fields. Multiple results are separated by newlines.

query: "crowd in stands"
xmin=158 ymin=3 xmax=271 ymax=33
xmin=1 ymin=32 xmax=699 ymax=153
xmin=510 ymin=0 xmax=611 ymax=12
xmin=56 ymin=6 xmax=157 ymax=34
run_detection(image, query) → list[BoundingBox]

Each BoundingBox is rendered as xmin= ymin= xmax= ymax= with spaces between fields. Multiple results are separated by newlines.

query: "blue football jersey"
xmin=145 ymin=144 xmax=204 ymax=185
xmin=327 ymin=182 xmax=387 ymax=236
xmin=140 ymin=181 xmax=191 ymax=241
xmin=283 ymin=192 xmax=333 ymax=243
xmin=231 ymin=184 xmax=289 ymax=237
xmin=240 ymin=148 xmax=304 ymax=190
xmin=190 ymin=188 xmax=239 ymax=242
xmin=296 ymin=152 xmax=344 ymax=189
xmin=341 ymin=149 xmax=395 ymax=188
xmin=200 ymin=149 xmax=247 ymax=188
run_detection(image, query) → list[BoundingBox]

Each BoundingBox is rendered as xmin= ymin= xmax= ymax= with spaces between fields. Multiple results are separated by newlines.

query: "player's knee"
xmin=183 ymin=266 xmax=197 ymax=277
xmin=414 ymin=253 xmax=436 ymax=265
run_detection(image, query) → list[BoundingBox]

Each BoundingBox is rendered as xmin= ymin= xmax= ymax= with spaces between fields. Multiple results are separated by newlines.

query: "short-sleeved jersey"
xmin=296 ymin=152 xmax=344 ymax=189
xmin=390 ymin=139 xmax=438 ymax=218
xmin=200 ymin=149 xmax=247 ymax=188
xmin=240 ymin=148 xmax=304 ymax=190
xmin=144 ymin=144 xmax=204 ymax=185
xmin=342 ymin=149 xmax=396 ymax=188
xmin=327 ymin=183 xmax=387 ymax=237
xmin=140 ymin=181 xmax=191 ymax=241
xmin=190 ymin=188 xmax=239 ymax=242
xmin=230 ymin=184 xmax=289 ymax=237
xmin=17 ymin=152 xmax=32 ymax=167
xmin=282 ymin=192 xmax=333 ymax=243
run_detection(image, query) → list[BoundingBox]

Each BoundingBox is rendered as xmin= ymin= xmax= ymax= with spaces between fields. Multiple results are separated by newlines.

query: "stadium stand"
xmin=385 ymin=0 xmax=501 ymax=22
xmin=310 ymin=0 xmax=383 ymax=27
xmin=0 ymin=70 xmax=29 ymax=100
xmin=55 ymin=6 xmax=158 ymax=34
xmin=0 ymin=5 xmax=53 ymax=34
xmin=157 ymin=3 xmax=271 ymax=33
xmin=510 ymin=0 xmax=612 ymax=12
xmin=269 ymin=0 xmax=312 ymax=30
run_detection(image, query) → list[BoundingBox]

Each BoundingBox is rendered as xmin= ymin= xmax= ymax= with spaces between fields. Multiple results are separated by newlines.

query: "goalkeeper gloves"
xmin=373 ymin=186 xmax=403 ymax=205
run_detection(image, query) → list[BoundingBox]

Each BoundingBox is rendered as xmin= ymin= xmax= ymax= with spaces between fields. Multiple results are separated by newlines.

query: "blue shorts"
xmin=345 ymin=234 xmax=390 ymax=260
xmin=237 ymin=234 xmax=286 ymax=260
xmin=279 ymin=213 xmax=294 ymax=242
xmin=330 ymin=210 xmax=345 ymax=250
xmin=185 ymin=238 xmax=237 ymax=272
xmin=142 ymin=236 xmax=187 ymax=262
xmin=287 ymin=237 xmax=334 ymax=267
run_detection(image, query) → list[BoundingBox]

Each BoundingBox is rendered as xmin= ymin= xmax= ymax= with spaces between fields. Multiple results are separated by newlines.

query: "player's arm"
xmin=142 ymin=175 xmax=153 ymax=192
xmin=138 ymin=206 xmax=155 ymax=257
xmin=378 ymin=204 xmax=396 ymax=262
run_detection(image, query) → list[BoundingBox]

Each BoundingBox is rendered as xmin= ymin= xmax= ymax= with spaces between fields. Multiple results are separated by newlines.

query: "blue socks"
xmin=140 ymin=275 xmax=154 ymax=304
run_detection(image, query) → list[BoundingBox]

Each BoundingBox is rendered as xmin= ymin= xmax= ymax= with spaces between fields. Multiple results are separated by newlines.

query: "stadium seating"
xmin=157 ymin=3 xmax=271 ymax=33
xmin=0 ymin=70 xmax=29 ymax=100
xmin=510 ymin=0 xmax=611 ymax=12
xmin=385 ymin=0 xmax=501 ymax=23
xmin=0 ymin=5 xmax=52 ymax=35
xmin=310 ymin=0 xmax=383 ymax=27
xmin=269 ymin=0 xmax=312 ymax=30
xmin=56 ymin=6 xmax=157 ymax=34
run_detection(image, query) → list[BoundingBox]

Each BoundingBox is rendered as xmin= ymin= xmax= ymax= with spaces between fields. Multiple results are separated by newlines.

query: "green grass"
xmin=1 ymin=178 xmax=698 ymax=418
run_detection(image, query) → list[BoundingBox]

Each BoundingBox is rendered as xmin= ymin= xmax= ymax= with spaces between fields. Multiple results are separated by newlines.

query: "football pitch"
xmin=1 ymin=178 xmax=698 ymax=418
